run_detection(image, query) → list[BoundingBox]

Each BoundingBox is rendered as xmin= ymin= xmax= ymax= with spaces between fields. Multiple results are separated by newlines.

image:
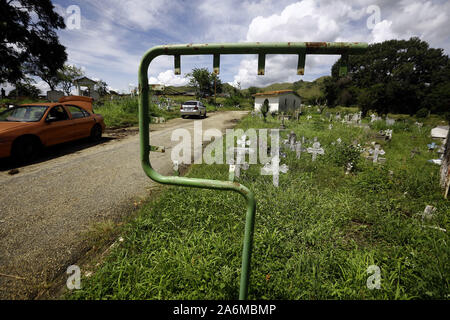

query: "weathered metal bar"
xmin=213 ymin=53 xmax=220 ymax=74
xmin=174 ymin=54 xmax=181 ymax=75
xmin=139 ymin=41 xmax=367 ymax=300
xmin=297 ymin=52 xmax=306 ymax=75
xmin=258 ymin=53 xmax=265 ymax=75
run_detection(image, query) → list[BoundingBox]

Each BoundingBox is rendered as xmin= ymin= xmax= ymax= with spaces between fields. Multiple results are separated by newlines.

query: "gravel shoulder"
xmin=0 ymin=111 xmax=248 ymax=299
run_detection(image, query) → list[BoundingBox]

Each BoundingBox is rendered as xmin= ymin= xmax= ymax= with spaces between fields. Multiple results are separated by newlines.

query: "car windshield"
xmin=0 ymin=105 xmax=48 ymax=122
xmin=183 ymin=101 xmax=198 ymax=105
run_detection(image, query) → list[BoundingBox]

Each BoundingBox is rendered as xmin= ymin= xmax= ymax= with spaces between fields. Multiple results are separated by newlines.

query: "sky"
xmin=8 ymin=0 xmax=450 ymax=94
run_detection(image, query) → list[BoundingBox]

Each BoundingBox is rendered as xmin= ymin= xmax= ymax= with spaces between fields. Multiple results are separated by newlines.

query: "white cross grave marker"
xmin=228 ymin=135 xmax=254 ymax=181
xmin=307 ymin=137 xmax=325 ymax=161
xmin=260 ymin=155 xmax=289 ymax=187
xmin=368 ymin=144 xmax=386 ymax=163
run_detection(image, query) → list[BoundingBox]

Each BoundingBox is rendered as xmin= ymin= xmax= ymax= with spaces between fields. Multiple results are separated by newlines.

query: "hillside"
xmin=166 ymin=76 xmax=327 ymax=103
xmin=241 ymin=76 xmax=327 ymax=103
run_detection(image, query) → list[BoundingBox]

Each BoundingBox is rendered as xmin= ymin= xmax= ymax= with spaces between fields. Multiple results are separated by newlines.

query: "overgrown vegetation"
xmin=93 ymin=97 xmax=180 ymax=128
xmin=67 ymin=109 xmax=449 ymax=300
xmin=325 ymin=37 xmax=450 ymax=116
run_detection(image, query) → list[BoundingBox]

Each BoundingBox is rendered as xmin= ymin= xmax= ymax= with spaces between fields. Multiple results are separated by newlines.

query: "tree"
xmin=1 ymin=0 xmax=67 ymax=85
xmin=186 ymin=68 xmax=222 ymax=98
xmin=59 ymin=65 xmax=84 ymax=95
xmin=8 ymin=82 xmax=40 ymax=98
xmin=328 ymin=38 xmax=450 ymax=115
xmin=95 ymin=79 xmax=109 ymax=96
xmin=247 ymin=86 xmax=259 ymax=96
xmin=261 ymin=99 xmax=269 ymax=122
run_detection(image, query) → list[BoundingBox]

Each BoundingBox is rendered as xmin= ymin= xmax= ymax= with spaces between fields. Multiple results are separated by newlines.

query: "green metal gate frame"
xmin=138 ymin=42 xmax=367 ymax=300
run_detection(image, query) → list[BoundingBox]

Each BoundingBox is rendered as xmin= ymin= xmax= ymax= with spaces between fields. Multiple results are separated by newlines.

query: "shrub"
xmin=328 ymin=142 xmax=362 ymax=173
xmin=415 ymin=108 xmax=428 ymax=118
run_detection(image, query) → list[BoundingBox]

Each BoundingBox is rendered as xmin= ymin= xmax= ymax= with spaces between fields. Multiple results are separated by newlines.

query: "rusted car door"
xmin=40 ymin=105 xmax=75 ymax=146
xmin=65 ymin=104 xmax=94 ymax=139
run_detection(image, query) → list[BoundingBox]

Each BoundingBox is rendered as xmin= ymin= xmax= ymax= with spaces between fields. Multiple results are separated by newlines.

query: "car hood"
xmin=0 ymin=122 xmax=31 ymax=134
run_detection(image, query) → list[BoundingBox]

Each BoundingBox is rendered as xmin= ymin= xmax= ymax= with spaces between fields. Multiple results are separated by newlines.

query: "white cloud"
xmin=49 ymin=0 xmax=450 ymax=93
xmin=87 ymin=0 xmax=178 ymax=32
xmin=233 ymin=0 xmax=360 ymax=87
xmin=148 ymin=70 xmax=189 ymax=86
xmin=230 ymin=0 xmax=450 ymax=88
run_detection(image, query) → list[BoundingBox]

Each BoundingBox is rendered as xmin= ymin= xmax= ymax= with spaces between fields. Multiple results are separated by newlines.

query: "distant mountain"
xmin=242 ymin=76 xmax=328 ymax=102
xmin=165 ymin=76 xmax=328 ymax=102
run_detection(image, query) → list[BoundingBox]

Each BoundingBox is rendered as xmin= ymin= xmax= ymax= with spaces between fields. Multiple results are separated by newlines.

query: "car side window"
xmin=47 ymin=105 xmax=69 ymax=121
xmin=67 ymin=105 xmax=88 ymax=119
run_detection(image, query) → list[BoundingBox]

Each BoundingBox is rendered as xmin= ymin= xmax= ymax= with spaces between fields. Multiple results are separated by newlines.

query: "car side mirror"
xmin=46 ymin=116 xmax=57 ymax=122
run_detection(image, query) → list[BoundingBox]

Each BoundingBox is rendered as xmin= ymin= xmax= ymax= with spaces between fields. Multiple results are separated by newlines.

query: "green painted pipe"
xmin=138 ymin=42 xmax=368 ymax=300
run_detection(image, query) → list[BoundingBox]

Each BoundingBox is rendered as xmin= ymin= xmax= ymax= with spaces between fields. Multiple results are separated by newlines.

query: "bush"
xmin=444 ymin=112 xmax=450 ymax=124
xmin=415 ymin=108 xmax=428 ymax=118
xmin=328 ymin=142 xmax=362 ymax=173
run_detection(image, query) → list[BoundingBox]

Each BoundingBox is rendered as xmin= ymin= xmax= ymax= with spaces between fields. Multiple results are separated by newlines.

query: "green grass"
xmin=64 ymin=111 xmax=449 ymax=300
xmin=93 ymin=97 xmax=181 ymax=128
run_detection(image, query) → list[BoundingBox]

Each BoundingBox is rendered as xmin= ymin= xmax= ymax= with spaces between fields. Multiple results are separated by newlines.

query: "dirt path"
xmin=0 ymin=111 xmax=248 ymax=299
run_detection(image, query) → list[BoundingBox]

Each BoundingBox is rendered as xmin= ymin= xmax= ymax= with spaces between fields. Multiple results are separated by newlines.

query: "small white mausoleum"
xmin=253 ymin=90 xmax=302 ymax=113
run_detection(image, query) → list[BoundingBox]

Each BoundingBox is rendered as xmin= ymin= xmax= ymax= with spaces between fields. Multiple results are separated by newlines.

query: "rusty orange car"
xmin=0 ymin=96 xmax=106 ymax=163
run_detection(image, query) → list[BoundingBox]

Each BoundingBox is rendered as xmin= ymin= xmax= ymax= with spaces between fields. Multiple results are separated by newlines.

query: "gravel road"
xmin=0 ymin=110 xmax=248 ymax=299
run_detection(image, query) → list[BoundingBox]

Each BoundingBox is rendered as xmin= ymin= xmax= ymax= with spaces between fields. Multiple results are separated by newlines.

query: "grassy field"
xmin=95 ymin=95 xmax=252 ymax=128
xmin=66 ymin=107 xmax=449 ymax=300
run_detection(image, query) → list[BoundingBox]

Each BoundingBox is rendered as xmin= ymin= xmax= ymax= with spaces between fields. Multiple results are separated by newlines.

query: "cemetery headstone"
xmin=260 ymin=155 xmax=289 ymax=187
xmin=368 ymin=144 xmax=386 ymax=163
xmin=386 ymin=118 xmax=395 ymax=126
xmin=307 ymin=137 xmax=325 ymax=161
xmin=228 ymin=135 xmax=254 ymax=181
xmin=421 ymin=205 xmax=436 ymax=220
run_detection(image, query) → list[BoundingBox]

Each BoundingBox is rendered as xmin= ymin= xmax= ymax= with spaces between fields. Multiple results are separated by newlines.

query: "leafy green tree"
xmin=1 ymin=0 xmax=67 ymax=85
xmin=95 ymin=79 xmax=109 ymax=97
xmin=247 ymin=86 xmax=259 ymax=96
xmin=8 ymin=82 xmax=41 ymax=98
xmin=261 ymin=99 xmax=269 ymax=122
xmin=186 ymin=68 xmax=222 ymax=98
xmin=328 ymin=37 xmax=450 ymax=115
xmin=58 ymin=65 xmax=84 ymax=95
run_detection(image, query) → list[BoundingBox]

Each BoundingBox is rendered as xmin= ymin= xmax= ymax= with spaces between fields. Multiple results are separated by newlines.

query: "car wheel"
xmin=11 ymin=136 xmax=41 ymax=164
xmin=181 ymin=115 xmax=186 ymax=119
xmin=203 ymin=111 xmax=207 ymax=118
xmin=90 ymin=124 xmax=102 ymax=142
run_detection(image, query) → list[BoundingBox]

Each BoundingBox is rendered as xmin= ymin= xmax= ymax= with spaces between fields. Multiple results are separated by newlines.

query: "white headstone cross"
xmin=368 ymin=144 xmax=386 ymax=163
xmin=307 ymin=137 xmax=325 ymax=161
xmin=228 ymin=135 xmax=255 ymax=181
xmin=384 ymin=129 xmax=393 ymax=140
xmin=260 ymin=155 xmax=289 ymax=187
